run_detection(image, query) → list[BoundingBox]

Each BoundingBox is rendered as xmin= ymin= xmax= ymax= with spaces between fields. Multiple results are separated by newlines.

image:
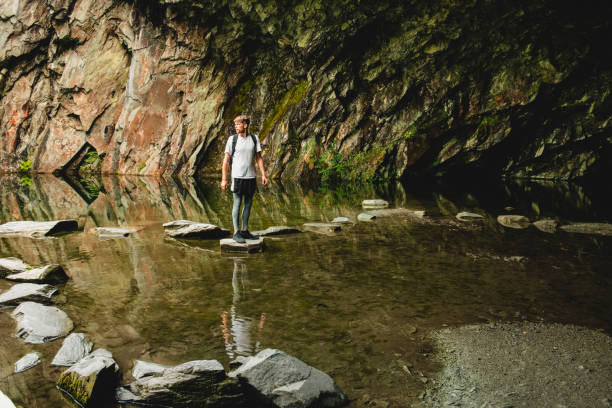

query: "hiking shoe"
xmin=233 ymin=231 xmax=246 ymax=243
xmin=241 ymin=230 xmax=257 ymax=240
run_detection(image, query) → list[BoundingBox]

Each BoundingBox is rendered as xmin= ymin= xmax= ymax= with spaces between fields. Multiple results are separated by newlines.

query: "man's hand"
xmin=220 ymin=179 xmax=228 ymax=190
xmin=261 ymin=175 xmax=268 ymax=186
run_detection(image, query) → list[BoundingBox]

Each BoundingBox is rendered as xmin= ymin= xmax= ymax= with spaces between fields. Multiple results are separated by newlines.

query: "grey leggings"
xmin=232 ymin=192 xmax=253 ymax=232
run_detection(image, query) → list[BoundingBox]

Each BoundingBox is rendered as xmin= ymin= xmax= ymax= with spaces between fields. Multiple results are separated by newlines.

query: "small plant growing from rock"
xmin=18 ymin=159 xmax=32 ymax=173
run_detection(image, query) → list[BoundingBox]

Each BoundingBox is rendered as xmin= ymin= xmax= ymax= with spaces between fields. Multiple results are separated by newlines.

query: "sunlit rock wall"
xmin=1 ymin=0 xmax=610 ymax=181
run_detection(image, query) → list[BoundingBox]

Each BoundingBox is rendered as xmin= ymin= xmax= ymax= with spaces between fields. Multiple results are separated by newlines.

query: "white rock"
xmin=95 ymin=227 xmax=133 ymax=238
xmin=331 ymin=217 xmax=354 ymax=224
xmin=357 ymin=213 xmax=376 ymax=222
xmin=6 ymin=264 xmax=68 ymax=284
xmin=52 ymin=333 xmax=94 ymax=366
xmin=163 ymin=220 xmax=230 ymax=239
xmin=14 ymin=352 xmax=41 ymax=373
xmin=362 ymin=199 xmax=389 ymax=209
xmin=456 ymin=212 xmax=484 ymax=221
xmin=220 ymin=237 xmax=265 ymax=253
xmin=560 ymin=222 xmax=612 ymax=237
xmin=0 ymin=390 xmax=17 ymax=408
xmin=132 ymin=360 xmax=169 ymax=379
xmin=0 ymin=220 xmax=79 ymax=237
xmin=497 ymin=215 xmax=530 ymax=229
xmin=11 ymin=302 xmax=73 ymax=343
xmin=0 ymin=283 xmax=58 ymax=307
xmin=0 ymin=257 xmax=30 ymax=277
xmin=253 ymin=226 xmax=301 ymax=236
xmin=303 ymin=223 xmax=341 ymax=234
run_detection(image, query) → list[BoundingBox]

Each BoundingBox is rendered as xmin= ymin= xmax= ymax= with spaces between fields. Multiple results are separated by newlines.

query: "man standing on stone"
xmin=220 ymin=115 xmax=268 ymax=243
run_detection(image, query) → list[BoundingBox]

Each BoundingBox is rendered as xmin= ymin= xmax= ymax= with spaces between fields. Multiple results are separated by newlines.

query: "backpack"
xmin=229 ymin=133 xmax=258 ymax=169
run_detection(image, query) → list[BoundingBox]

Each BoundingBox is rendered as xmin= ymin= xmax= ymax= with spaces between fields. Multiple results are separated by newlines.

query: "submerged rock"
xmin=163 ymin=220 xmax=230 ymax=239
xmin=0 ymin=220 xmax=79 ymax=237
xmin=303 ymin=223 xmax=341 ymax=234
xmin=362 ymin=199 xmax=389 ymax=209
xmin=220 ymin=237 xmax=265 ymax=253
xmin=11 ymin=301 xmax=73 ymax=343
xmin=560 ymin=222 xmax=612 ymax=237
xmin=230 ymin=348 xmax=347 ymax=408
xmin=132 ymin=360 xmax=169 ymax=380
xmin=5 ymin=264 xmax=68 ymax=284
xmin=331 ymin=217 xmax=354 ymax=224
xmin=0 ymin=390 xmax=17 ymax=408
xmin=52 ymin=333 xmax=94 ymax=366
xmin=14 ymin=352 xmax=41 ymax=373
xmin=533 ymin=219 xmax=559 ymax=234
xmin=95 ymin=227 xmax=133 ymax=239
xmin=253 ymin=226 xmax=302 ymax=236
xmin=368 ymin=208 xmax=427 ymax=218
xmin=0 ymin=257 xmax=30 ymax=278
xmin=357 ymin=213 xmax=376 ymax=222
xmin=456 ymin=212 xmax=484 ymax=221
xmin=117 ymin=359 xmax=245 ymax=408
xmin=0 ymin=283 xmax=58 ymax=307
xmin=497 ymin=215 xmax=531 ymax=229
xmin=57 ymin=349 xmax=120 ymax=408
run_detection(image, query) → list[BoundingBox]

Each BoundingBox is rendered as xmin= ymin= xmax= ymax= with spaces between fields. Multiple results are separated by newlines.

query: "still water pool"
xmin=0 ymin=175 xmax=610 ymax=407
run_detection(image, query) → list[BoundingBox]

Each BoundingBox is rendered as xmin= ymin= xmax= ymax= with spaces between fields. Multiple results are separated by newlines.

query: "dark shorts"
xmin=232 ymin=178 xmax=257 ymax=197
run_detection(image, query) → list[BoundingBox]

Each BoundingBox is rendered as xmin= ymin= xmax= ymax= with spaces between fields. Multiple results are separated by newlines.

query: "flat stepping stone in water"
xmin=0 ymin=257 xmax=30 ymax=277
xmin=303 ymin=223 xmax=341 ymax=234
xmin=456 ymin=212 xmax=484 ymax=221
xmin=253 ymin=226 xmax=301 ymax=236
xmin=11 ymin=301 xmax=73 ymax=343
xmin=6 ymin=264 xmax=68 ymax=284
xmin=0 ymin=283 xmax=58 ymax=307
xmin=0 ymin=220 xmax=79 ymax=237
xmin=0 ymin=390 xmax=17 ymax=407
xmin=497 ymin=215 xmax=531 ymax=229
xmin=220 ymin=237 xmax=265 ymax=253
xmin=331 ymin=217 xmax=354 ymax=224
xmin=14 ymin=352 xmax=41 ymax=373
xmin=368 ymin=208 xmax=427 ymax=218
xmin=533 ymin=219 xmax=559 ymax=234
xmin=362 ymin=199 xmax=389 ymax=209
xmin=52 ymin=333 xmax=94 ymax=366
xmin=95 ymin=227 xmax=134 ymax=239
xmin=358 ymin=213 xmax=376 ymax=222
xmin=560 ymin=222 xmax=612 ymax=237
xmin=163 ymin=220 xmax=230 ymax=239
xmin=132 ymin=360 xmax=170 ymax=379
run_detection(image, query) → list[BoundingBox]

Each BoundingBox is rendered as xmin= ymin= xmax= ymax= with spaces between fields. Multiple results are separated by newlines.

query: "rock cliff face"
xmin=1 ymin=0 xmax=610 ymax=182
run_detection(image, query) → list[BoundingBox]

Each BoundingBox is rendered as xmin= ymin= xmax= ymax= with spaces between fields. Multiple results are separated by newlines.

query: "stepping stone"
xmin=6 ymin=264 xmax=68 ymax=284
xmin=362 ymin=199 xmax=389 ymax=209
xmin=497 ymin=215 xmax=530 ymax=229
xmin=368 ymin=208 xmax=426 ymax=218
xmin=0 ymin=283 xmax=58 ymax=307
xmin=0 ymin=220 xmax=79 ymax=237
xmin=560 ymin=222 xmax=612 ymax=237
xmin=331 ymin=217 xmax=354 ymax=224
xmin=303 ymin=223 xmax=341 ymax=234
xmin=253 ymin=226 xmax=301 ymax=237
xmin=0 ymin=257 xmax=30 ymax=278
xmin=0 ymin=390 xmax=17 ymax=408
xmin=533 ymin=219 xmax=559 ymax=234
xmin=163 ymin=220 xmax=230 ymax=239
xmin=52 ymin=333 xmax=94 ymax=366
xmin=95 ymin=227 xmax=134 ymax=239
xmin=220 ymin=237 xmax=265 ymax=253
xmin=15 ymin=352 xmax=41 ymax=373
xmin=11 ymin=301 xmax=73 ymax=343
xmin=456 ymin=212 xmax=484 ymax=221
xmin=132 ymin=360 xmax=169 ymax=379
xmin=358 ymin=213 xmax=376 ymax=222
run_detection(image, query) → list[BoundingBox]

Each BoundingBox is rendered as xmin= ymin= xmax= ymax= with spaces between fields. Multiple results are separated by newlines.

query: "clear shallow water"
xmin=0 ymin=175 xmax=610 ymax=407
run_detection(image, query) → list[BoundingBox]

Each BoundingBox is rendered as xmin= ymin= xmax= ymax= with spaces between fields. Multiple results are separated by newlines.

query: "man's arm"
xmin=256 ymin=152 xmax=268 ymax=186
xmin=220 ymin=152 xmax=230 ymax=190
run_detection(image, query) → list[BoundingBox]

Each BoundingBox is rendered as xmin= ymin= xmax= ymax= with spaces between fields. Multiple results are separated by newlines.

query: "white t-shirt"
xmin=224 ymin=134 xmax=262 ymax=179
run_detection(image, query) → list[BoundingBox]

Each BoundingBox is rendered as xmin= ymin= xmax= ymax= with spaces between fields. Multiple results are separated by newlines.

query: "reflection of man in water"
xmin=220 ymin=258 xmax=266 ymax=359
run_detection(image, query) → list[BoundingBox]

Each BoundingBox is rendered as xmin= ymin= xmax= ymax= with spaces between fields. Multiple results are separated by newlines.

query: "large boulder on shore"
xmin=0 ymin=283 xmax=58 ymax=307
xmin=0 ymin=257 xmax=30 ymax=278
xmin=163 ymin=220 xmax=230 ymax=239
xmin=0 ymin=220 xmax=79 ymax=237
xmin=52 ymin=333 xmax=94 ymax=366
xmin=11 ymin=301 xmax=73 ymax=343
xmin=6 ymin=264 xmax=68 ymax=284
xmin=57 ymin=349 xmax=120 ymax=408
xmin=230 ymin=349 xmax=347 ymax=408
xmin=117 ymin=360 xmax=245 ymax=408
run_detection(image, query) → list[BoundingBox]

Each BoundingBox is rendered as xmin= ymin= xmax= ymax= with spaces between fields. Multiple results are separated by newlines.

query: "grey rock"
xmin=118 ymin=359 xmax=244 ymax=408
xmin=497 ymin=215 xmax=530 ymax=229
xmin=229 ymin=356 xmax=251 ymax=370
xmin=163 ymin=220 xmax=230 ymax=239
xmin=362 ymin=199 xmax=389 ymax=209
xmin=456 ymin=212 xmax=484 ymax=221
xmin=52 ymin=333 xmax=94 ymax=366
xmin=220 ymin=237 xmax=265 ymax=253
xmin=331 ymin=217 xmax=354 ymax=224
xmin=0 ymin=283 xmax=58 ymax=307
xmin=14 ymin=352 xmax=41 ymax=373
xmin=560 ymin=222 xmax=612 ymax=237
xmin=57 ymin=348 xmax=120 ymax=408
xmin=533 ymin=219 xmax=559 ymax=234
xmin=253 ymin=226 xmax=302 ymax=236
xmin=368 ymin=208 xmax=426 ymax=218
xmin=133 ymin=360 xmax=169 ymax=379
xmin=95 ymin=227 xmax=133 ymax=239
xmin=303 ymin=223 xmax=341 ymax=234
xmin=0 ymin=220 xmax=79 ymax=237
xmin=11 ymin=301 xmax=73 ymax=343
xmin=0 ymin=257 xmax=30 ymax=278
xmin=0 ymin=390 xmax=17 ymax=408
xmin=230 ymin=349 xmax=347 ymax=408
xmin=357 ymin=213 xmax=376 ymax=222
xmin=6 ymin=264 xmax=68 ymax=284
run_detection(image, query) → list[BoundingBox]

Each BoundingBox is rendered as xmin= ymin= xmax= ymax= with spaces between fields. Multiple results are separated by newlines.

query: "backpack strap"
xmin=231 ymin=134 xmax=238 ymax=159
xmin=250 ymin=133 xmax=257 ymax=156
